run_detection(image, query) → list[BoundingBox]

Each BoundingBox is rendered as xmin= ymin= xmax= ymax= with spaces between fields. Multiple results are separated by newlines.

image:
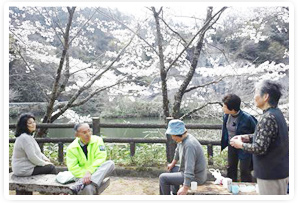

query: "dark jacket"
xmin=253 ymin=107 xmax=289 ymax=179
xmin=221 ymin=110 xmax=257 ymax=159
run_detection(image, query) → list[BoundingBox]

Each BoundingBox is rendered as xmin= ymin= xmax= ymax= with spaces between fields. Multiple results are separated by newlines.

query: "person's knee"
xmin=46 ymin=164 xmax=57 ymax=174
xmin=106 ymin=160 xmax=115 ymax=170
xmin=159 ymin=173 xmax=167 ymax=184
xmin=50 ymin=165 xmax=57 ymax=174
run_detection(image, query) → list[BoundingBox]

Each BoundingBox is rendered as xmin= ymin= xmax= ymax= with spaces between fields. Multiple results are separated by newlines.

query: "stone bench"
xmin=9 ymin=173 xmax=110 ymax=195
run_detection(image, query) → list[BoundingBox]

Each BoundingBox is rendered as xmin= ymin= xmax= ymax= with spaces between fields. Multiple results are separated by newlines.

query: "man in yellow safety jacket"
xmin=66 ymin=123 xmax=115 ymax=195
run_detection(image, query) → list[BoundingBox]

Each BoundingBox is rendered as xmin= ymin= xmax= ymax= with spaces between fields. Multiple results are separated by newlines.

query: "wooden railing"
xmin=9 ymin=117 xmax=222 ymax=165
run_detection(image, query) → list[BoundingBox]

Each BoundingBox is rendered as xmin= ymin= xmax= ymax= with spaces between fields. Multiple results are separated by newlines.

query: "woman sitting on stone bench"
xmin=12 ymin=113 xmax=57 ymax=176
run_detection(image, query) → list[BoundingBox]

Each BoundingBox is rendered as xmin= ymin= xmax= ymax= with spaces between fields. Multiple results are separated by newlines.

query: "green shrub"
xmin=105 ymin=143 xmax=167 ymax=168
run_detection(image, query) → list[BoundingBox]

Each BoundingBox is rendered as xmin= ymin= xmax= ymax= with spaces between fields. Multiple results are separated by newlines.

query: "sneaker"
xmin=70 ymin=179 xmax=85 ymax=195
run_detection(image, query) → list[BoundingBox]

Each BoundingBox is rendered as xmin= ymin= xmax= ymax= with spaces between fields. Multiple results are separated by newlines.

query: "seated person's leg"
xmin=170 ymin=166 xmax=180 ymax=194
xmin=70 ymin=161 xmax=115 ymax=195
xmin=159 ymin=171 xmax=184 ymax=195
xmin=78 ymin=184 xmax=96 ymax=195
xmin=91 ymin=160 xmax=115 ymax=187
xmin=32 ymin=164 xmax=57 ymax=175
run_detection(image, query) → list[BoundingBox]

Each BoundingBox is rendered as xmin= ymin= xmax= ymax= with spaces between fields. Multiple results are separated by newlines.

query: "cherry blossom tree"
xmin=9 ymin=6 xmax=139 ymax=137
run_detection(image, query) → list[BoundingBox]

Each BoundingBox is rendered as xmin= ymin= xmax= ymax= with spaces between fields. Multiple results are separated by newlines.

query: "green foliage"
xmin=43 ymin=143 xmax=60 ymax=165
xmin=105 ymin=143 xmax=167 ymax=168
xmin=212 ymin=146 xmax=228 ymax=169
xmin=202 ymin=145 xmax=228 ymax=170
xmin=106 ymin=144 xmax=132 ymax=166
xmin=130 ymin=143 xmax=167 ymax=167
xmin=9 ymin=131 xmax=15 ymax=166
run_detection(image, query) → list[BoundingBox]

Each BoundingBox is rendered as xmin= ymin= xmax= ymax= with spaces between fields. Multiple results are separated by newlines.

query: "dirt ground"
xmin=9 ymin=176 xmax=160 ymax=195
xmin=101 ymin=176 xmax=160 ymax=195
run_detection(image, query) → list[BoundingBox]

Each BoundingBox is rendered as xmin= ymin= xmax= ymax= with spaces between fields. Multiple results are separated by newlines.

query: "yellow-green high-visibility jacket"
xmin=66 ymin=135 xmax=107 ymax=178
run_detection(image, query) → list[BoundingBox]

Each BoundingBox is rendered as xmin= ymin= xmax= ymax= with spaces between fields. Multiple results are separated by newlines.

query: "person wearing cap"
xmin=66 ymin=123 xmax=115 ymax=195
xmin=230 ymin=80 xmax=289 ymax=195
xmin=159 ymin=119 xmax=207 ymax=195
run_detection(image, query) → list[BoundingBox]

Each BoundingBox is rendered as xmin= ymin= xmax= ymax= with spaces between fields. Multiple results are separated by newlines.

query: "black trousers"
xmin=227 ymin=145 xmax=252 ymax=182
xmin=32 ymin=164 xmax=57 ymax=175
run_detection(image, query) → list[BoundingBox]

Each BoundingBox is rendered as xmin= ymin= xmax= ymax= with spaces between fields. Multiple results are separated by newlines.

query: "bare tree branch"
xmin=9 ymin=28 xmax=27 ymax=46
xmin=171 ymin=7 xmax=228 ymax=118
xmin=70 ymin=79 xmax=131 ymax=107
xmin=69 ymin=53 xmax=105 ymax=76
xmin=52 ymin=7 xmax=66 ymax=35
xmin=159 ymin=17 xmax=187 ymax=45
xmin=50 ymin=32 xmax=136 ymax=123
xmin=37 ymin=7 xmax=64 ymax=46
xmin=80 ymin=33 xmax=136 ymax=91
xmin=165 ymin=7 xmax=227 ymax=73
xmin=69 ymin=7 xmax=100 ymax=45
xmin=12 ymin=44 xmax=50 ymax=101
xmin=96 ymin=8 xmax=159 ymax=55
xmin=179 ymin=102 xmax=222 ymax=120
xmin=184 ymin=76 xmax=226 ymax=93
xmin=205 ymin=42 xmax=232 ymax=65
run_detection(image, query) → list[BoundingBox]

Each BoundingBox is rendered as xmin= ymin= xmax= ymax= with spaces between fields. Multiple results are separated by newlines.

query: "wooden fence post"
xmin=92 ymin=117 xmax=100 ymax=135
xmin=58 ymin=142 xmax=64 ymax=164
xmin=207 ymin=144 xmax=214 ymax=165
xmin=130 ymin=142 xmax=136 ymax=157
xmin=165 ymin=117 xmax=176 ymax=163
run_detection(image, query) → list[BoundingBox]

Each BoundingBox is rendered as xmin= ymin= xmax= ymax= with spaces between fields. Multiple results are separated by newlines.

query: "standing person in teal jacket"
xmin=221 ymin=94 xmax=257 ymax=182
xmin=66 ymin=123 xmax=115 ymax=195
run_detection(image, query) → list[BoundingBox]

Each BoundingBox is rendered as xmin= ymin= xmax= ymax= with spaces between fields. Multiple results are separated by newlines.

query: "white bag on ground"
xmin=56 ymin=171 xmax=75 ymax=184
xmin=209 ymin=168 xmax=224 ymax=185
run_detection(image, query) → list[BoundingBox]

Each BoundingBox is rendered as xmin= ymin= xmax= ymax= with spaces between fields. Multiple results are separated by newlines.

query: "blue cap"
xmin=166 ymin=119 xmax=186 ymax=135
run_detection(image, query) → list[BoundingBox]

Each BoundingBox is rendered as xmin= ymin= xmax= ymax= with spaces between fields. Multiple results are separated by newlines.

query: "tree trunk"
xmin=36 ymin=7 xmax=76 ymax=137
xmin=172 ymin=7 xmax=214 ymax=119
xmin=152 ymin=7 xmax=175 ymax=162
xmin=152 ymin=7 xmax=170 ymax=121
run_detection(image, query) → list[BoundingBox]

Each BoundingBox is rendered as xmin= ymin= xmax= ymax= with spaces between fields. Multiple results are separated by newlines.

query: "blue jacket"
xmin=221 ymin=110 xmax=257 ymax=159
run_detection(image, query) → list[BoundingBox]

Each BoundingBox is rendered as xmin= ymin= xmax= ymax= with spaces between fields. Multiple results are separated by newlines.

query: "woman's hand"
xmin=240 ymin=134 xmax=250 ymax=143
xmin=230 ymin=137 xmax=244 ymax=149
xmin=44 ymin=161 xmax=53 ymax=165
xmin=44 ymin=157 xmax=50 ymax=162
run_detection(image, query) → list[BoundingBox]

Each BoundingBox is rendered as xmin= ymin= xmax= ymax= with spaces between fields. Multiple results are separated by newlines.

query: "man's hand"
xmin=177 ymin=185 xmax=189 ymax=195
xmin=167 ymin=163 xmax=175 ymax=171
xmin=82 ymin=171 xmax=92 ymax=185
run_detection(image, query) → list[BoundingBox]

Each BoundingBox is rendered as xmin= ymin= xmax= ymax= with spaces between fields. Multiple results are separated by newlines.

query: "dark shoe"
xmin=70 ymin=179 xmax=85 ymax=195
